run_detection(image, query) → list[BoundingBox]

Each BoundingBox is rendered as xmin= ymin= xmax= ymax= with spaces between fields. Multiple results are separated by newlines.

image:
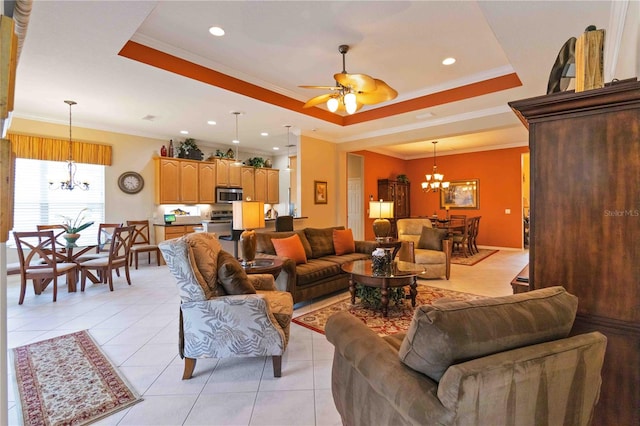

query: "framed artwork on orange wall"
xmin=314 ymin=181 xmax=327 ymax=204
xmin=440 ymin=179 xmax=479 ymax=209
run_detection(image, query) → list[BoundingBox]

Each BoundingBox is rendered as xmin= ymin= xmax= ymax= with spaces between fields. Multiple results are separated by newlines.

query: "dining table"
xmin=52 ymin=241 xmax=100 ymax=291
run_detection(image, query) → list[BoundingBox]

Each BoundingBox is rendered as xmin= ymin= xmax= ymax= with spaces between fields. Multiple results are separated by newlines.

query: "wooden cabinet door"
xmin=254 ymin=168 xmax=267 ymax=201
xmin=395 ymin=183 xmax=410 ymax=218
xmin=215 ymin=159 xmax=229 ymax=186
xmin=241 ymin=167 xmax=255 ymax=201
xmin=198 ymin=162 xmax=216 ymax=203
xmin=180 ymin=161 xmax=198 ymax=203
xmin=229 ymin=162 xmax=242 ymax=187
xmin=266 ymin=169 xmax=279 ymax=204
xmin=156 ymin=158 xmax=180 ymax=204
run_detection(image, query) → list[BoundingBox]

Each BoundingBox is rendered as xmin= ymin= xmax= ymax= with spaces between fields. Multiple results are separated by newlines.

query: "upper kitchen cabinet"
xmin=241 ymin=166 xmax=255 ymax=201
xmin=216 ymin=158 xmax=242 ymax=187
xmin=155 ymin=157 xmax=209 ymax=204
xmin=198 ymin=162 xmax=216 ymax=203
xmin=254 ymin=168 xmax=279 ymax=204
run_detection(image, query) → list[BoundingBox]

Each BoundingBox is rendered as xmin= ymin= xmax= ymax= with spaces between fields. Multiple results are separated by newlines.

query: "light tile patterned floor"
xmin=5 ymin=249 xmax=528 ymax=425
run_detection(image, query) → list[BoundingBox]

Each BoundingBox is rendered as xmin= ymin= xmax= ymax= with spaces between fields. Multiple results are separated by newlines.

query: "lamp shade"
xmin=232 ymin=201 xmax=265 ymax=230
xmin=369 ymin=201 xmax=394 ymax=219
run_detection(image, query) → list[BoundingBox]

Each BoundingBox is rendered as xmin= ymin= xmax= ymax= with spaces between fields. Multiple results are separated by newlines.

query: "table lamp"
xmin=232 ymin=200 xmax=265 ymax=265
xmin=369 ymin=199 xmax=394 ymax=240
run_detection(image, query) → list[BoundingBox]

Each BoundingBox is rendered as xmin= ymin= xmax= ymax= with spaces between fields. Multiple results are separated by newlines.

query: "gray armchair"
xmin=396 ymin=218 xmax=451 ymax=279
xmin=326 ymin=287 xmax=606 ymax=425
xmin=159 ymin=233 xmax=293 ymax=379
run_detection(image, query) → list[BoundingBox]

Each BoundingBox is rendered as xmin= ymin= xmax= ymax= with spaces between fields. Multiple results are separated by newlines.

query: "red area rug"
xmin=451 ymin=249 xmax=498 ymax=266
xmin=293 ymin=285 xmax=484 ymax=336
xmin=12 ymin=330 xmax=142 ymax=426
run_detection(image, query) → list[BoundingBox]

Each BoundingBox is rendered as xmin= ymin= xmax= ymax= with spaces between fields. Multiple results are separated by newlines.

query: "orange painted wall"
xmin=355 ymin=146 xmax=529 ymax=248
xmin=352 ymin=150 xmax=408 ymax=241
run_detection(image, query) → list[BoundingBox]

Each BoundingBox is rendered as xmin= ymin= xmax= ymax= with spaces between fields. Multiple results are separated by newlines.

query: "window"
xmin=9 ymin=158 xmax=105 ymax=246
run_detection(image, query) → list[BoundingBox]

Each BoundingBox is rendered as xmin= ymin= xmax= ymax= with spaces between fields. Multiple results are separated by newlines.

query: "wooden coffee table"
xmin=341 ymin=259 xmax=427 ymax=317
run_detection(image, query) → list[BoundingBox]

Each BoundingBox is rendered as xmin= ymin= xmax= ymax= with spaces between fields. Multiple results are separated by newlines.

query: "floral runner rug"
xmin=293 ymin=285 xmax=484 ymax=337
xmin=451 ymin=249 xmax=499 ymax=266
xmin=12 ymin=330 xmax=142 ymax=426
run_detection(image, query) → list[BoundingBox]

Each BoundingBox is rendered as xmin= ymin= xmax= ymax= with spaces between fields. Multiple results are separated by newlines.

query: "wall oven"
xmin=216 ymin=187 xmax=243 ymax=204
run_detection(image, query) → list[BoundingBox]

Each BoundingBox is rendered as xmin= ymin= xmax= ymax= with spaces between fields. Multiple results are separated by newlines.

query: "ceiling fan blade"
xmin=334 ymin=73 xmax=377 ymax=92
xmin=299 ymin=85 xmax=342 ymax=90
xmin=356 ymin=79 xmax=398 ymax=105
xmin=303 ymin=93 xmax=335 ymax=108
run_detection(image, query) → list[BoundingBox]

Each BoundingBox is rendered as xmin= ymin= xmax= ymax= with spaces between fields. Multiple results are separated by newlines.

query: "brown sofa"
xmin=255 ymin=227 xmax=378 ymax=304
xmin=325 ymin=286 xmax=607 ymax=425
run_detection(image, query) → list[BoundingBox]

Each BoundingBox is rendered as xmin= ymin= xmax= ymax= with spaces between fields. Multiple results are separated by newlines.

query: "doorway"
xmin=522 ymin=152 xmax=530 ymax=248
xmin=347 ymin=154 xmax=364 ymax=240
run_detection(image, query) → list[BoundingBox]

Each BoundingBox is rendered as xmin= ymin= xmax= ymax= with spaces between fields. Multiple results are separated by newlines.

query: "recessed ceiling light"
xmin=232 ymin=139 xmax=239 ymax=144
xmin=207 ymin=120 xmax=216 ymax=125
xmin=180 ymin=130 xmax=189 ymax=135
xmin=442 ymin=57 xmax=456 ymax=66
xmin=209 ymin=26 xmax=225 ymax=37
xmin=261 ymin=132 xmax=269 ymax=136
xmin=273 ymin=147 xmax=280 ymax=150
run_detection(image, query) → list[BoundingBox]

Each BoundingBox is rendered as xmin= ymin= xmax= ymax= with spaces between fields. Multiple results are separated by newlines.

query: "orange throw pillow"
xmin=272 ymin=234 xmax=308 ymax=264
xmin=333 ymin=228 xmax=355 ymax=255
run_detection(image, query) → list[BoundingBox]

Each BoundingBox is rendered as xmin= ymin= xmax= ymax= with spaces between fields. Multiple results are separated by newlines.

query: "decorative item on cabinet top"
xmin=177 ymin=138 xmax=204 ymax=160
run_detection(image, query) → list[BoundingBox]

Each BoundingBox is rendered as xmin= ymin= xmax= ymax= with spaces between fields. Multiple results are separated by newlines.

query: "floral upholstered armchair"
xmin=159 ymin=233 xmax=293 ymax=379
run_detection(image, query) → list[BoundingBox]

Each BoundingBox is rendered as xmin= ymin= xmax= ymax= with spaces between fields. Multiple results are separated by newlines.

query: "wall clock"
xmin=118 ymin=171 xmax=144 ymax=194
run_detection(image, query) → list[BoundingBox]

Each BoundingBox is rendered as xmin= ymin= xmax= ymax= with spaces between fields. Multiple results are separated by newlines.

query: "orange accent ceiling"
xmin=119 ymin=41 xmax=522 ymax=126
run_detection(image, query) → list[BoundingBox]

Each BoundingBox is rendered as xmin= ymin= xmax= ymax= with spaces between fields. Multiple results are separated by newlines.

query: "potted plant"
xmin=246 ymin=157 xmax=266 ymax=168
xmin=397 ymin=174 xmax=409 ymax=183
xmin=60 ymin=208 xmax=94 ymax=245
xmin=177 ymin=138 xmax=204 ymax=160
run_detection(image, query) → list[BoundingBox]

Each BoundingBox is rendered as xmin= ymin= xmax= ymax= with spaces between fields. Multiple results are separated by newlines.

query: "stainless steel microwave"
xmin=216 ymin=187 xmax=243 ymax=203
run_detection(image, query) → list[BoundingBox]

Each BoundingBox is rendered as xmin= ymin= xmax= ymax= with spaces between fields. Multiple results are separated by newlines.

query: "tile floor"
xmin=5 ymin=249 xmax=528 ymax=425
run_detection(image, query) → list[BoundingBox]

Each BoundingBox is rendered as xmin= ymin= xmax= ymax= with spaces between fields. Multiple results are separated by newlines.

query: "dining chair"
xmin=467 ymin=216 xmax=481 ymax=254
xmin=78 ymin=225 xmax=135 ymax=291
xmin=13 ymin=230 xmax=78 ymax=304
xmin=76 ymin=223 xmax=122 ymax=262
xmin=36 ymin=224 xmax=68 ymax=253
xmin=450 ymin=215 xmax=471 ymax=257
xmin=126 ymin=220 xmax=161 ymax=269
xmin=275 ymin=215 xmax=294 ymax=232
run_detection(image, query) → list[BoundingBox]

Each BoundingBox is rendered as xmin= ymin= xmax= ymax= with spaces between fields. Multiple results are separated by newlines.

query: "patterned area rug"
xmin=451 ymin=249 xmax=498 ymax=266
xmin=12 ymin=330 xmax=142 ymax=426
xmin=293 ymin=285 xmax=484 ymax=336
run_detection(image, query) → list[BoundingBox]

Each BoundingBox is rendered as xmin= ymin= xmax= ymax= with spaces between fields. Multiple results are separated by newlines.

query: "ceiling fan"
xmin=300 ymin=44 xmax=397 ymax=114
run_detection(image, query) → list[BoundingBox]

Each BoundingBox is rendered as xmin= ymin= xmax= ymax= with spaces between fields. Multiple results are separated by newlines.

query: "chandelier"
xmin=421 ymin=141 xmax=449 ymax=192
xmin=49 ymin=100 xmax=89 ymax=191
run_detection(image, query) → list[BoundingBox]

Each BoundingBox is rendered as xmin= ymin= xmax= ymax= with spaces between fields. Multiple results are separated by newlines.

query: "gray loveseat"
xmin=255 ymin=227 xmax=378 ymax=304
xmin=326 ymin=286 xmax=607 ymax=425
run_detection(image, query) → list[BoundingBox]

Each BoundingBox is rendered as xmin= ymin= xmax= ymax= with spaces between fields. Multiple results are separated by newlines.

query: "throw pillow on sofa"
xmin=398 ymin=286 xmax=578 ymax=381
xmin=272 ymin=234 xmax=308 ymax=264
xmin=305 ymin=226 xmax=345 ymax=258
xmin=417 ymin=226 xmax=447 ymax=250
xmin=256 ymin=230 xmax=313 ymax=259
xmin=333 ymin=229 xmax=355 ymax=255
xmin=217 ymin=251 xmax=256 ymax=295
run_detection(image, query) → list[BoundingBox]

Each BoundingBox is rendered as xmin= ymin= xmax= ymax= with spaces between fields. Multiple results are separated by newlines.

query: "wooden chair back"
xmin=36 ymin=224 xmax=67 ymax=250
xmin=97 ymin=223 xmax=122 ymax=253
xmin=275 ymin=215 xmax=294 ymax=232
xmin=126 ymin=220 xmax=151 ymax=245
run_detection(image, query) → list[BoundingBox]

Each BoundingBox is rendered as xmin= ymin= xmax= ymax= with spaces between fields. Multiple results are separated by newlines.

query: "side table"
xmin=243 ymin=258 xmax=284 ymax=280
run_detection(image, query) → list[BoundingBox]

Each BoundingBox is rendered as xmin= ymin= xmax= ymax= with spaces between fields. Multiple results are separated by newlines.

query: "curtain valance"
xmin=8 ymin=132 xmax=112 ymax=165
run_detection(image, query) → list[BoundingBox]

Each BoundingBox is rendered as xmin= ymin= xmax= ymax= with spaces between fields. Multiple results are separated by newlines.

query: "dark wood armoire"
xmin=509 ymin=79 xmax=640 ymax=425
xmin=378 ymin=179 xmax=410 ymax=237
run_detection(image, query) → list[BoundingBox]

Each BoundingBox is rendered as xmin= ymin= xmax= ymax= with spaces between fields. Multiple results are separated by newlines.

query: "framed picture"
xmin=314 ymin=180 xmax=328 ymax=204
xmin=440 ymin=179 xmax=479 ymax=209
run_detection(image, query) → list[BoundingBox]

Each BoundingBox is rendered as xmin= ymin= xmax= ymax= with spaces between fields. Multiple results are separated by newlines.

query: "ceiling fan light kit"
xmin=301 ymin=44 xmax=397 ymax=114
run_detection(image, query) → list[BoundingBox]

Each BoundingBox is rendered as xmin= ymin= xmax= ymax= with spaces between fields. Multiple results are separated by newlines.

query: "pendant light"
xmin=231 ymin=111 xmax=242 ymax=166
xmin=421 ymin=141 xmax=449 ymax=192
xmin=284 ymin=125 xmax=294 ymax=172
xmin=49 ymin=100 xmax=89 ymax=191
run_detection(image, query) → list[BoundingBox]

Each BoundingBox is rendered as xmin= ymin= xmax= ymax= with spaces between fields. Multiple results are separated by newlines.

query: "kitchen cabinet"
xmin=198 ymin=162 xmax=216 ymax=203
xmin=241 ymin=167 xmax=255 ymax=201
xmin=154 ymin=157 xmax=211 ymax=204
xmin=154 ymin=224 xmax=198 ymax=244
xmin=509 ymin=79 xmax=640 ymax=425
xmin=216 ymin=158 xmax=242 ymax=187
xmin=253 ymin=168 xmax=279 ymax=204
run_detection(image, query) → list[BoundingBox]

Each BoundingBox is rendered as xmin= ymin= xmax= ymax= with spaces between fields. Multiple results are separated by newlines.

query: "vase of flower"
xmin=60 ymin=208 xmax=94 ymax=246
xmin=63 ymin=233 xmax=81 ymax=246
